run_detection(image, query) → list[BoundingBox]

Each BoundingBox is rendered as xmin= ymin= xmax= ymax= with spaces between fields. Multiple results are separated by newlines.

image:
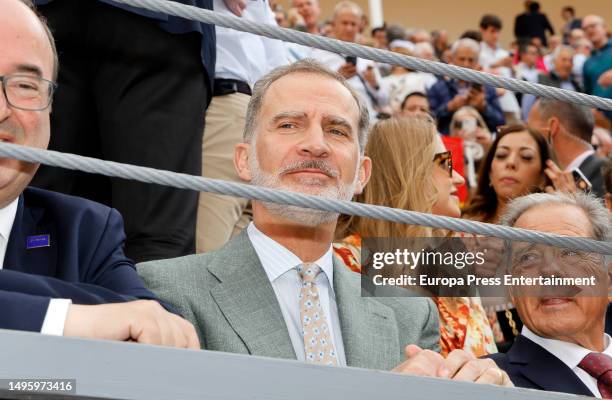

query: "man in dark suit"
xmin=29 ymin=0 xmax=217 ymax=263
xmin=514 ymin=1 xmax=554 ymax=47
xmin=0 ymin=0 xmax=198 ymax=348
xmin=528 ymin=98 xmax=606 ymax=197
xmin=487 ymin=191 xmax=610 ymax=397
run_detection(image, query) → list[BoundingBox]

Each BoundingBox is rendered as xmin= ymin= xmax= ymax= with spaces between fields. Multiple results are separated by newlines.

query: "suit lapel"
xmin=4 ymin=193 xmax=57 ymax=276
xmin=508 ymin=335 xmax=593 ymax=397
xmin=334 ymin=257 xmax=399 ymax=370
xmin=207 ymin=232 xmax=296 ymax=360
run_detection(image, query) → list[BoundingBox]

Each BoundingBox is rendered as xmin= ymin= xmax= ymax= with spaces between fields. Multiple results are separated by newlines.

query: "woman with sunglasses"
xmin=334 ymin=116 xmax=498 ymax=357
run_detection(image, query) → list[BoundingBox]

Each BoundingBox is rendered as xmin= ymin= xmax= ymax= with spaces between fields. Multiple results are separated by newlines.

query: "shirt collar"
xmin=523 ymin=326 xmax=612 ymax=369
xmin=565 ymin=149 xmax=595 ymax=172
xmin=0 ymin=198 xmax=18 ymax=241
xmin=247 ymin=222 xmax=334 ymax=285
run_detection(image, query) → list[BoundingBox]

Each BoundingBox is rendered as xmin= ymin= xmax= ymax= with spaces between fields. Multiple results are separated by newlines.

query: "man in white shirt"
xmin=479 ymin=14 xmax=512 ymax=71
xmin=310 ymin=1 xmax=388 ymax=120
xmin=528 ymin=98 xmax=606 ymax=197
xmin=197 ymin=0 xmax=289 ymax=253
xmin=0 ymin=0 xmax=198 ymax=348
xmin=488 ymin=191 xmax=610 ymax=398
xmin=139 ymin=59 xmax=512 ymax=386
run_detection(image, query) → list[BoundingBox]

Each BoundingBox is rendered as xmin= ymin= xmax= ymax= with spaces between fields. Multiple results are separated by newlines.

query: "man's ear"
xmin=353 ymin=155 xmax=372 ymax=196
xmin=548 ymin=116 xmax=561 ymax=138
xmin=234 ymin=142 xmax=253 ymax=182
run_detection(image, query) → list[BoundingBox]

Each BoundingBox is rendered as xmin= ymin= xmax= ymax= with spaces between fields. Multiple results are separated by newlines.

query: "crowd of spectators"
xmin=2 ymin=0 xmax=612 ymax=397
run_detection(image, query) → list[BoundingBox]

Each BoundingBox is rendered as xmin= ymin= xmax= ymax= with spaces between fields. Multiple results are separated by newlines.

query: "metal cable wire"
xmin=1 ymin=142 xmax=610 ymax=255
xmin=110 ymin=0 xmax=612 ymax=111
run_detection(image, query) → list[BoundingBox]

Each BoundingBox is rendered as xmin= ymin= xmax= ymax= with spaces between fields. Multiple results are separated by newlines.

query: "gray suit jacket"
xmin=138 ymin=232 xmax=440 ymax=371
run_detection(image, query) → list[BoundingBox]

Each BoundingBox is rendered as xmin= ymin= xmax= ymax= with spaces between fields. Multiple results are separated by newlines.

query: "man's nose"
xmin=0 ymin=86 xmax=13 ymax=121
xmin=297 ymin=127 xmax=330 ymax=158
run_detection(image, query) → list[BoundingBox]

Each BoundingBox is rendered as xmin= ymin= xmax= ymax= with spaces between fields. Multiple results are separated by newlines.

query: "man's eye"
xmin=279 ymin=123 xmax=296 ymax=129
xmin=329 ymin=128 xmax=347 ymax=136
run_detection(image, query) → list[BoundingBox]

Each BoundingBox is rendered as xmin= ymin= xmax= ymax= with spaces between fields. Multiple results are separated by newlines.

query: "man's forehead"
xmin=262 ymin=73 xmax=359 ymax=120
xmin=514 ymin=204 xmax=593 ymax=236
xmin=0 ymin=0 xmax=54 ymax=78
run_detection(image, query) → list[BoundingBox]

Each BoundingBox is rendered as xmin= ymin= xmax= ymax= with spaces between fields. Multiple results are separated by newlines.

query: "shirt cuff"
xmin=40 ymin=299 xmax=72 ymax=336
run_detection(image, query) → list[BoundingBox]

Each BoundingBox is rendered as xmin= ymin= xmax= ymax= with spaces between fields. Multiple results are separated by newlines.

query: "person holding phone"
xmin=428 ymin=38 xmax=505 ymax=134
xmin=311 ymin=1 xmax=388 ymax=120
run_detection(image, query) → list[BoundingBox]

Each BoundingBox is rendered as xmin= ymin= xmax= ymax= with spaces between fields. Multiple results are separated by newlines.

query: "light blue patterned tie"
xmin=297 ymin=262 xmax=338 ymax=366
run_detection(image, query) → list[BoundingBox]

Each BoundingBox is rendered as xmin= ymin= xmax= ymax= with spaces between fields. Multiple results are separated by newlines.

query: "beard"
xmin=248 ymin=149 xmax=358 ymax=227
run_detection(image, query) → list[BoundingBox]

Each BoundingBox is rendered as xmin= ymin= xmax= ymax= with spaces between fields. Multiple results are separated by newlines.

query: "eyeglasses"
xmin=433 ymin=150 xmax=453 ymax=177
xmin=0 ymin=74 xmax=57 ymax=111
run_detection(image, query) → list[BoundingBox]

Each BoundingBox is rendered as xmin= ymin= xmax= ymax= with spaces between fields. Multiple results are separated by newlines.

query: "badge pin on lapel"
xmin=26 ymin=234 xmax=50 ymax=249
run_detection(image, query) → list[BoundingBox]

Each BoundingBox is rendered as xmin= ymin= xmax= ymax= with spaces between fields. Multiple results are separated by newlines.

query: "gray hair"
xmin=553 ymin=44 xmax=575 ymax=59
xmin=536 ymin=98 xmax=594 ymax=143
xmin=500 ymin=191 xmax=610 ymax=241
xmin=244 ymin=59 xmax=370 ymax=154
xmin=415 ymin=42 xmax=435 ymax=57
xmin=332 ymin=0 xmax=363 ymax=19
xmin=451 ymin=38 xmax=480 ymax=56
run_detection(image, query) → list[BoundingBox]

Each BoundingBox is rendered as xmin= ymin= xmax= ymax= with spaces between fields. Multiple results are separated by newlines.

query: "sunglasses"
xmin=433 ymin=151 xmax=453 ymax=177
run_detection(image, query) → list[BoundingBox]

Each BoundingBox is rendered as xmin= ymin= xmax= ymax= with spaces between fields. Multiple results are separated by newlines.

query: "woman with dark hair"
xmin=463 ymin=124 xmax=551 ymax=223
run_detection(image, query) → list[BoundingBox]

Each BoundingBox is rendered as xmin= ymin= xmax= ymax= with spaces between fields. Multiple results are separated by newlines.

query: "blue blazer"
xmin=0 ymin=187 xmax=162 ymax=332
xmin=486 ymin=335 xmax=593 ymax=397
xmin=427 ymin=78 xmax=505 ymax=135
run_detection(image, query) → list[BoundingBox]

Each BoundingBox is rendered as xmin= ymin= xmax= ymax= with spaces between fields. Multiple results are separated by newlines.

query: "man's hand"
xmin=63 ymin=300 xmax=200 ymax=349
xmin=223 ymin=0 xmax=246 ymax=16
xmin=467 ymin=88 xmax=486 ymax=111
xmin=598 ymin=69 xmax=612 ymax=88
xmin=338 ymin=63 xmax=357 ymax=80
xmin=393 ymin=345 xmax=513 ymax=387
xmin=447 ymin=93 xmax=469 ymax=112
xmin=544 ymin=159 xmax=577 ymax=193
xmin=443 ymin=349 xmax=513 ymax=386
xmin=363 ymin=66 xmax=378 ymax=89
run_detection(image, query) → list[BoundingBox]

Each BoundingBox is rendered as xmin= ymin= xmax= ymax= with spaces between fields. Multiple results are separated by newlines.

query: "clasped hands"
xmin=393 ymin=345 xmax=513 ymax=387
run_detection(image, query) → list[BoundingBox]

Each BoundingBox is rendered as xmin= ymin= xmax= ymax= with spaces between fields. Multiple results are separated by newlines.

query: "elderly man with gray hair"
xmin=528 ymin=98 xmax=605 ymax=197
xmin=428 ymin=38 xmax=505 ymax=134
xmin=521 ymin=45 xmax=582 ymax=119
xmin=487 ymin=191 xmax=610 ymax=397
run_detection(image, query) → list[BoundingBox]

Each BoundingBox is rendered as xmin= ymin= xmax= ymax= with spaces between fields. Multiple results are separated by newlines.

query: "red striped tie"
xmin=579 ymin=352 xmax=612 ymax=399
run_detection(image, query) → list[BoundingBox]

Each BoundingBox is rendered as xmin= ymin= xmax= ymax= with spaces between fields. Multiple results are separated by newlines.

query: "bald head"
xmin=582 ymin=15 xmax=607 ymax=49
xmin=3 ymin=0 xmax=57 ymax=81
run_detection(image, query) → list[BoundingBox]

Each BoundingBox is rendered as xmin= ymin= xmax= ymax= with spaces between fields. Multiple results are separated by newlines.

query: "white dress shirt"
xmin=247 ymin=222 xmax=347 ymax=366
xmin=310 ymin=48 xmax=389 ymax=120
xmin=523 ymin=327 xmax=612 ymax=398
xmin=0 ymin=198 xmax=70 ymax=335
xmin=479 ymin=44 xmax=509 ymax=70
xmin=565 ymin=149 xmax=596 ymax=172
xmin=213 ymin=0 xmax=289 ymax=87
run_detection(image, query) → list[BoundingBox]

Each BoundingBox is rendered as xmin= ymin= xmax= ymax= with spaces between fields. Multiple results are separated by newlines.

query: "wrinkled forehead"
xmin=260 ymin=72 xmax=360 ymax=126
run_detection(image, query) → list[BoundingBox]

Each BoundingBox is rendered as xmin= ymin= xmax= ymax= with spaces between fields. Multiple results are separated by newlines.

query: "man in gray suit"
xmin=139 ymin=59 xmax=511 ymax=385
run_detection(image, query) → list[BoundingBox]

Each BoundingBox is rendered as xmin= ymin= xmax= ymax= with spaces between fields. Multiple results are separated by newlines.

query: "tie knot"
xmin=297 ymin=263 xmax=321 ymax=283
xmin=579 ymin=352 xmax=612 ymax=379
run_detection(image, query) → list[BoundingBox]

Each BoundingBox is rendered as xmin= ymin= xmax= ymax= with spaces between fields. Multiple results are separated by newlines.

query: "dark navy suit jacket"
xmin=0 ymin=187 xmax=162 ymax=332
xmin=486 ymin=335 xmax=593 ymax=397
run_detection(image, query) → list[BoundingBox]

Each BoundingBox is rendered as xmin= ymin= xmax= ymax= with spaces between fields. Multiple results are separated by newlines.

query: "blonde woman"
xmin=334 ymin=116 xmax=498 ymax=357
